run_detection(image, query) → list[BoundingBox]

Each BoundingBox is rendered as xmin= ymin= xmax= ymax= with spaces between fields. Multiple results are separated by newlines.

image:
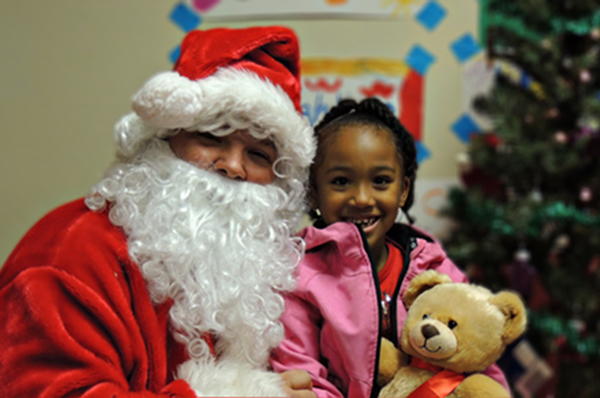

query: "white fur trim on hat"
xmin=132 ymin=72 xmax=203 ymax=129
xmin=130 ymin=67 xmax=315 ymax=180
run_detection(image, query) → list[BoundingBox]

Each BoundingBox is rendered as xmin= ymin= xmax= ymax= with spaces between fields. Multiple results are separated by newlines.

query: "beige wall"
xmin=0 ymin=1 xmax=477 ymax=263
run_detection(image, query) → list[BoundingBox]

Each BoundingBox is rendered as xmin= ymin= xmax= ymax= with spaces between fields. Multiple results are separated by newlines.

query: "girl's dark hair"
xmin=310 ymin=97 xmax=418 ymax=223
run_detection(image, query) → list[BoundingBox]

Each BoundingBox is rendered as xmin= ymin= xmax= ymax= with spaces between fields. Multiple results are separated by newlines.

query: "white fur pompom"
xmin=176 ymin=358 xmax=287 ymax=397
xmin=132 ymin=71 xmax=203 ymax=129
xmin=113 ymin=112 xmax=166 ymax=161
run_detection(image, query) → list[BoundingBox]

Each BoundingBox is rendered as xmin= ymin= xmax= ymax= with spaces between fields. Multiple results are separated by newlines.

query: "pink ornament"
xmin=580 ymin=69 xmax=591 ymax=82
xmin=580 ymin=187 xmax=592 ymax=202
xmin=554 ymin=131 xmax=567 ymax=144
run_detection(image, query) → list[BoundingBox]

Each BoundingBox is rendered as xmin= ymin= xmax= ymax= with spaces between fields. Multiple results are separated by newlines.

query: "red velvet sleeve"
xmin=0 ymin=200 xmax=198 ymax=398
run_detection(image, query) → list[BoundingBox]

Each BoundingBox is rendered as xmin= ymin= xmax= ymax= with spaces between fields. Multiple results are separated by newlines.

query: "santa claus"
xmin=0 ymin=26 xmax=316 ymax=397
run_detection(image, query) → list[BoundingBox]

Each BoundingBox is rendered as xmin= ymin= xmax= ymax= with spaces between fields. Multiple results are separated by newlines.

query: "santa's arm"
xmin=177 ymin=357 xmax=291 ymax=396
xmin=0 ymin=267 xmax=197 ymax=398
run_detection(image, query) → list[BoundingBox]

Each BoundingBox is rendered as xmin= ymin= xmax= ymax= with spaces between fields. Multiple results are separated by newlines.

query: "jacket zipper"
xmin=355 ymin=225 xmax=384 ymax=398
xmin=389 ymin=237 xmax=412 ymax=348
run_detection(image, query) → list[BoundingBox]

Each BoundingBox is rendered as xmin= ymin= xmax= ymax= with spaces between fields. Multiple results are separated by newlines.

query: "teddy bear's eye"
xmin=422 ymin=314 xmax=429 ymax=320
xmin=448 ymin=320 xmax=458 ymax=329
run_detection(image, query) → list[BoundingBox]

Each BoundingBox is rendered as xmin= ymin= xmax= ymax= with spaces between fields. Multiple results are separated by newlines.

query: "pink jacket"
xmin=271 ymin=222 xmax=510 ymax=398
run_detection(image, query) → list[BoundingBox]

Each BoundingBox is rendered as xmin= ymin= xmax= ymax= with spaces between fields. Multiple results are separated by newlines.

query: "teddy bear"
xmin=378 ymin=270 xmax=527 ymax=398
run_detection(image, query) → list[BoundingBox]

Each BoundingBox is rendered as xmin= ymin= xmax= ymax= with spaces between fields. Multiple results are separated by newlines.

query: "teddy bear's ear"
xmin=489 ymin=291 xmax=527 ymax=345
xmin=403 ymin=270 xmax=452 ymax=308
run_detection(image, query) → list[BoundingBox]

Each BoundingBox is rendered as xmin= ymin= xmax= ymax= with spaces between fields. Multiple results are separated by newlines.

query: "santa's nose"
xmin=214 ymin=147 xmax=246 ymax=181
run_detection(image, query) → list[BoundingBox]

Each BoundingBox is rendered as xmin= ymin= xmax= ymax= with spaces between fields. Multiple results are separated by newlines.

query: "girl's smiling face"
xmin=312 ymin=124 xmax=410 ymax=260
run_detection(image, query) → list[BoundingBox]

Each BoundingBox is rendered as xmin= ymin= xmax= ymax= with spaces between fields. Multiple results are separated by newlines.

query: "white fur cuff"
xmin=176 ymin=358 xmax=287 ymax=397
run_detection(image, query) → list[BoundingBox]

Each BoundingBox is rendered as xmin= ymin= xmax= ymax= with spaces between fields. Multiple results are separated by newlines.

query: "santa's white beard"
xmin=86 ymin=139 xmax=304 ymax=370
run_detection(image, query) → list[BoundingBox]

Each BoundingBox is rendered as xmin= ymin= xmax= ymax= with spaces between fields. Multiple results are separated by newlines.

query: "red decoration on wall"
xmin=400 ymin=69 xmax=423 ymax=141
xmin=359 ymin=80 xmax=395 ymax=98
xmin=304 ymin=78 xmax=343 ymax=93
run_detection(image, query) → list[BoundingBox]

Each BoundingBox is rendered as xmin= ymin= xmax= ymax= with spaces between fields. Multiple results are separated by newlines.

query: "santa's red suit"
xmin=0 ymin=198 xmax=199 ymax=397
xmin=0 ymin=26 xmax=315 ymax=397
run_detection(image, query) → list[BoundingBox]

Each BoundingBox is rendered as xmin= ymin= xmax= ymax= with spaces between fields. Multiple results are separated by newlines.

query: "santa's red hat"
xmin=118 ymin=26 xmax=314 ymax=187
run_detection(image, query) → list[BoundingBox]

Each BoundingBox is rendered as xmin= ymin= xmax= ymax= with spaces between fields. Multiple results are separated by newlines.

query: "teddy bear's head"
xmin=400 ymin=270 xmax=527 ymax=374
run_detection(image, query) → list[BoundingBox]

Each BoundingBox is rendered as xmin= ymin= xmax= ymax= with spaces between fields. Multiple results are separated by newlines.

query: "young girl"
xmin=270 ymin=98 xmax=510 ymax=397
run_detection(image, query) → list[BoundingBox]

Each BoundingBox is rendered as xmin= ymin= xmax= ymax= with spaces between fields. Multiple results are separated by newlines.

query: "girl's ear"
xmin=398 ymin=176 xmax=411 ymax=207
xmin=307 ymin=193 xmax=322 ymax=220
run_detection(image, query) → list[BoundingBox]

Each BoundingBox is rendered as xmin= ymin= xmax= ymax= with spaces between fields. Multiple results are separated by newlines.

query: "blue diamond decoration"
xmin=450 ymin=33 xmax=482 ymax=63
xmin=416 ymin=1 xmax=447 ymax=31
xmin=451 ymin=114 xmax=481 ymax=143
xmin=405 ymin=44 xmax=436 ymax=75
xmin=169 ymin=45 xmax=181 ymax=64
xmin=170 ymin=3 xmax=201 ymax=33
xmin=415 ymin=141 xmax=431 ymax=163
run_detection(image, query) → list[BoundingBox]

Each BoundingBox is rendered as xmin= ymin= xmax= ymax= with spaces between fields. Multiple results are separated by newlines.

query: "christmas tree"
xmin=441 ymin=1 xmax=600 ymax=397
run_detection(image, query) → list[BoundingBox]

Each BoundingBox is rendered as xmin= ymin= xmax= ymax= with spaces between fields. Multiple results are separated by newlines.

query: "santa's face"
xmin=87 ymin=140 xmax=304 ymax=364
xmin=169 ymin=129 xmax=277 ymax=185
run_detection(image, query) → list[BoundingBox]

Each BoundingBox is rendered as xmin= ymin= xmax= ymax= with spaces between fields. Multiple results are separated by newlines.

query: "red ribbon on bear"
xmin=406 ymin=358 xmax=465 ymax=398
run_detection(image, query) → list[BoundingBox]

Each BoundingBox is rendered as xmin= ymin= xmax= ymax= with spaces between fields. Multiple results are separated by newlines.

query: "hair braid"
xmin=314 ymin=99 xmax=359 ymax=134
xmin=310 ymin=97 xmax=418 ymax=223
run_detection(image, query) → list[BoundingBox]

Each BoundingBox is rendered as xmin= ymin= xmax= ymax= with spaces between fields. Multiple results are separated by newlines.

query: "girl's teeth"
xmin=349 ymin=218 xmax=376 ymax=227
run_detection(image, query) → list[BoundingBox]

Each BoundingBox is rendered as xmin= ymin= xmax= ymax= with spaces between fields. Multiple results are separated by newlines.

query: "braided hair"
xmin=310 ymin=97 xmax=418 ymax=223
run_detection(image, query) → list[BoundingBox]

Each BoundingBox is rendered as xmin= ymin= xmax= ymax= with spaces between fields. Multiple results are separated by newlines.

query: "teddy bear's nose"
xmin=421 ymin=324 xmax=439 ymax=339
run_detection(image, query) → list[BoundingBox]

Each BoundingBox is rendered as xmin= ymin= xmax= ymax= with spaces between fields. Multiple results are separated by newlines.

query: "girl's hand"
xmin=281 ymin=369 xmax=317 ymax=398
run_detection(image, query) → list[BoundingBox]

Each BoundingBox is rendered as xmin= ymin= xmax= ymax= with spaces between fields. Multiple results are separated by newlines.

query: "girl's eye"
xmin=331 ymin=177 xmax=350 ymax=186
xmin=448 ymin=320 xmax=458 ymax=329
xmin=374 ymin=176 xmax=392 ymax=186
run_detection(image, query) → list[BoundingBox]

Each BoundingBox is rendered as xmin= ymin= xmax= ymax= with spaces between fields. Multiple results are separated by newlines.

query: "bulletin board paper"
xmin=462 ymin=56 xmax=494 ymax=132
xmin=407 ymin=177 xmax=459 ymax=239
xmin=301 ymin=58 xmax=424 ymax=142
